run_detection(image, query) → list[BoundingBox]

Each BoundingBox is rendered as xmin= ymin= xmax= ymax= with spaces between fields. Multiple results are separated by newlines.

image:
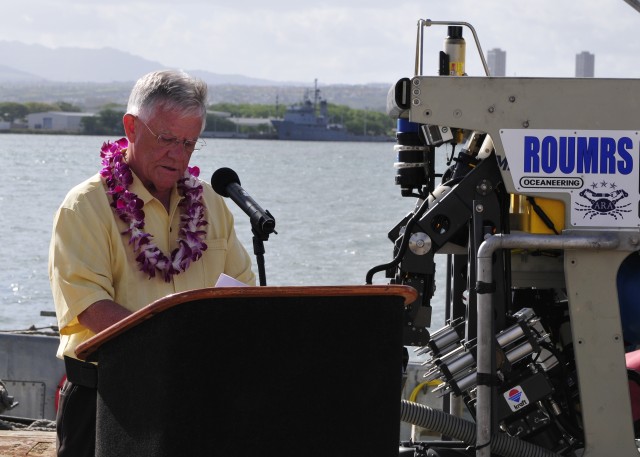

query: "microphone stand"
xmin=250 ymin=210 xmax=277 ymax=286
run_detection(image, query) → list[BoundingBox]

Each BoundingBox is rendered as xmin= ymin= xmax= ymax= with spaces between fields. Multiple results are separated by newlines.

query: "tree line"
xmin=0 ymin=101 xmax=395 ymax=137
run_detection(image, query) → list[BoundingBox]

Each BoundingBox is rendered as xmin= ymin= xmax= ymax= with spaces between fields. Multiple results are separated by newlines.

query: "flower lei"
xmin=99 ymin=138 xmax=208 ymax=282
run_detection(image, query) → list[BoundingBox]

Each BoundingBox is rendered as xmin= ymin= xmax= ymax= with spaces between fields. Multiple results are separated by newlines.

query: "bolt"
xmin=488 ymin=106 xmax=495 ymax=113
xmin=475 ymin=204 xmax=484 ymax=213
xmin=522 ymin=120 xmax=530 ymax=128
xmin=477 ymin=180 xmax=492 ymax=195
xmin=509 ymin=96 xmax=516 ymax=102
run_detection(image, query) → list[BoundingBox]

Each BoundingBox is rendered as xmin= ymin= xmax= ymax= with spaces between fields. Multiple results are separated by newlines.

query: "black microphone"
xmin=211 ymin=167 xmax=276 ymax=235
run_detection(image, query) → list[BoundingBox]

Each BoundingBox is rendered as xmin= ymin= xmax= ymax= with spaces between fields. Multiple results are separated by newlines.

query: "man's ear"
xmin=122 ymin=113 xmax=136 ymax=141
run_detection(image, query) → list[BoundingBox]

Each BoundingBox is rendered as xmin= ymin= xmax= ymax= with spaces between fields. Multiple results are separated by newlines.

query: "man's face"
xmin=125 ymin=110 xmax=202 ymax=198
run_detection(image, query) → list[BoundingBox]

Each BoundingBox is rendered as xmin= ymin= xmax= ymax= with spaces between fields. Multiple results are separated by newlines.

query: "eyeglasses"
xmin=136 ymin=117 xmax=205 ymax=154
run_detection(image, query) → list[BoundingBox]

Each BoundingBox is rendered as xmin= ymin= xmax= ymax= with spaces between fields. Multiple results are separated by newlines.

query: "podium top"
xmin=75 ymin=284 xmax=417 ymax=361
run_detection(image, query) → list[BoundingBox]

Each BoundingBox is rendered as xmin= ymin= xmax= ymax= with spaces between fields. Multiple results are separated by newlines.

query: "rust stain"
xmin=27 ymin=441 xmax=55 ymax=456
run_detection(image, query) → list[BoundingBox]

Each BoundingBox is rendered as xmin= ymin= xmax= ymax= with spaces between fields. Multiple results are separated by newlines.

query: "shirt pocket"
xmin=198 ymin=238 xmax=229 ymax=285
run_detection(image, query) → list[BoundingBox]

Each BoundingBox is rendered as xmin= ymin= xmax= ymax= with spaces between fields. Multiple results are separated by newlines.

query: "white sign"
xmin=503 ymin=385 xmax=530 ymax=412
xmin=500 ymin=129 xmax=640 ymax=228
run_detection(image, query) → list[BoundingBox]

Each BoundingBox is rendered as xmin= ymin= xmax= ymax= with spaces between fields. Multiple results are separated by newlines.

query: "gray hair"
xmin=126 ymin=69 xmax=209 ymax=131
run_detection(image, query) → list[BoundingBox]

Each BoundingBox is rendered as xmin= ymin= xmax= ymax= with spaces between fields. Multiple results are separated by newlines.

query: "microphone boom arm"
xmin=249 ymin=206 xmax=276 ymax=287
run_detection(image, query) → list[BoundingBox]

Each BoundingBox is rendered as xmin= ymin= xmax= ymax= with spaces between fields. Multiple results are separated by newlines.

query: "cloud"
xmin=3 ymin=0 xmax=640 ymax=83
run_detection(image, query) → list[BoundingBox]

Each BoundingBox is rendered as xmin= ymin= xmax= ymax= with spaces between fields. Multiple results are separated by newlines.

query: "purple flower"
xmin=100 ymin=138 xmax=209 ymax=282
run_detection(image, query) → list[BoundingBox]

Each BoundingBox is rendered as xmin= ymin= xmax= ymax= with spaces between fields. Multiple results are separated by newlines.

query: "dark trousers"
xmin=57 ymin=357 xmax=97 ymax=457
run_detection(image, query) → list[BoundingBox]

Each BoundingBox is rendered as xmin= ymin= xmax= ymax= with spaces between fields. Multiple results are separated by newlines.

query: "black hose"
xmin=400 ymin=400 xmax=561 ymax=457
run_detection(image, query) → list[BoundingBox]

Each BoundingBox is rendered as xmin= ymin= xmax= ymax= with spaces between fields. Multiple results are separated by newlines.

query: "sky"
xmin=4 ymin=1 xmax=640 ymax=85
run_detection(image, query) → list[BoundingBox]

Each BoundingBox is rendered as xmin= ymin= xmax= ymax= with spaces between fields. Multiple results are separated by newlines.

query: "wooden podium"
xmin=76 ymin=285 xmax=417 ymax=457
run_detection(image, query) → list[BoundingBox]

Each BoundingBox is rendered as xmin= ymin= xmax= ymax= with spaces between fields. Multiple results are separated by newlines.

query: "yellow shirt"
xmin=49 ymin=171 xmax=256 ymax=360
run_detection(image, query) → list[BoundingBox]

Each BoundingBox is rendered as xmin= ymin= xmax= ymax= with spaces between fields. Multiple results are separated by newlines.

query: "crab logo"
xmin=575 ymin=182 xmax=632 ymax=220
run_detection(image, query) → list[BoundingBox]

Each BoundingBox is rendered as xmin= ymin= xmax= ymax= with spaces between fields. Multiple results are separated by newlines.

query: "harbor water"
xmin=0 ymin=134 xmax=449 ymax=353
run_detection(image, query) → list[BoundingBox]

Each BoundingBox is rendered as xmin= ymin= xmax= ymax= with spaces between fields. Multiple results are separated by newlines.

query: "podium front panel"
xmin=94 ymin=292 xmax=405 ymax=457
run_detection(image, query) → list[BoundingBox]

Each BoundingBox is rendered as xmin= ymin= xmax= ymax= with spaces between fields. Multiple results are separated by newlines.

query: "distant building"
xmin=575 ymin=51 xmax=595 ymax=77
xmin=487 ymin=48 xmax=506 ymax=76
xmin=26 ymin=111 xmax=94 ymax=132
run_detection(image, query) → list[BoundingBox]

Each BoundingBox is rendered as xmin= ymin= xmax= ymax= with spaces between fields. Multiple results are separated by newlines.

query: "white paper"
xmin=215 ymin=273 xmax=248 ymax=287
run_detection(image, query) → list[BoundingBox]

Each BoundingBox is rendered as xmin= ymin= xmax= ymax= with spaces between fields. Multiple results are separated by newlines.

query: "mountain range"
xmin=0 ymin=41 xmax=287 ymax=85
xmin=0 ymin=41 xmax=393 ymax=111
